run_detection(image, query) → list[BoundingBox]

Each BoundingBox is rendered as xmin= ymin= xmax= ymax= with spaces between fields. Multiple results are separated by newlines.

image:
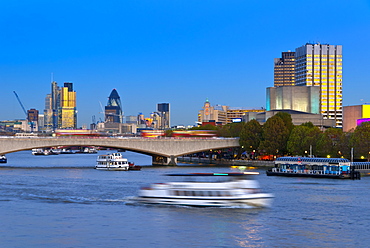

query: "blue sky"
xmin=1 ymin=0 xmax=370 ymax=127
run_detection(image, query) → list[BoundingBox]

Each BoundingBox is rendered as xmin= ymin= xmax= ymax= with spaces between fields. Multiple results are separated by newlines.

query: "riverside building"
xmin=343 ymin=104 xmax=370 ymax=132
xmin=198 ymin=99 xmax=264 ymax=126
xmin=268 ymin=43 xmax=343 ymax=128
xmin=295 ymin=43 xmax=343 ymax=127
xmin=274 ymin=51 xmax=295 ymax=87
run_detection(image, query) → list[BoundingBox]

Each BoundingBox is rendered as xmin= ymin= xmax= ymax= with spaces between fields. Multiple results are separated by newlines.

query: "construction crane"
xmin=13 ymin=91 xmax=34 ymax=132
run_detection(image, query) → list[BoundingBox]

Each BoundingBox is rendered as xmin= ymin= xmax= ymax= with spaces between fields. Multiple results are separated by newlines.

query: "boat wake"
xmin=20 ymin=193 xmax=128 ymax=205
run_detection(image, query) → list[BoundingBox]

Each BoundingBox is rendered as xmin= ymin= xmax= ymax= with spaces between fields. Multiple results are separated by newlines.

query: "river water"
xmin=0 ymin=150 xmax=369 ymax=248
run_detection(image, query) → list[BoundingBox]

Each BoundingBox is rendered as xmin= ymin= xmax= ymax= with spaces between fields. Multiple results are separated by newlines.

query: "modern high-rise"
xmin=157 ymin=103 xmax=170 ymax=129
xmin=43 ymin=94 xmax=53 ymax=131
xmin=58 ymin=82 xmax=77 ymax=129
xmin=105 ymin=89 xmax=123 ymax=123
xmin=51 ymin=81 xmax=59 ymax=130
xmin=295 ymin=43 xmax=343 ymax=127
xmin=27 ymin=108 xmax=39 ymax=131
xmin=44 ymin=81 xmax=77 ymax=131
xmin=274 ymin=51 xmax=295 ymax=87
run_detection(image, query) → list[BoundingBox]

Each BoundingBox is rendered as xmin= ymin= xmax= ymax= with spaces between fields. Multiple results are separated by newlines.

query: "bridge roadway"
xmin=0 ymin=136 xmax=240 ymax=165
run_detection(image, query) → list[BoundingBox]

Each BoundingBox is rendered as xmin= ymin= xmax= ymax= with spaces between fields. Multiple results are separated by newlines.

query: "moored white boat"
xmin=32 ymin=148 xmax=49 ymax=155
xmin=95 ymin=153 xmax=130 ymax=171
xmin=135 ymin=172 xmax=274 ymax=208
xmin=0 ymin=154 xmax=7 ymax=163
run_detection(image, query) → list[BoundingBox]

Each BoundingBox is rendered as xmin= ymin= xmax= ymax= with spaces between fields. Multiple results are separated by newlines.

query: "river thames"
xmin=1 ymin=150 xmax=369 ymax=248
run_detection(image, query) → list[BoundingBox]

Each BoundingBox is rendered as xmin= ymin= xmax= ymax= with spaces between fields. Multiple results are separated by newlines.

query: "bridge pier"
xmin=152 ymin=155 xmax=178 ymax=166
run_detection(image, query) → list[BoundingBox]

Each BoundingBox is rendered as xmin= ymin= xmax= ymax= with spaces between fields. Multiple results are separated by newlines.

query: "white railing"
xmin=271 ymin=167 xmax=342 ymax=175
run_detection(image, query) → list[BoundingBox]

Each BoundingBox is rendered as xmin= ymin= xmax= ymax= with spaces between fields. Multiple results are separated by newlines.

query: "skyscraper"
xmin=274 ymin=51 xmax=295 ymax=87
xmin=157 ymin=103 xmax=170 ymax=129
xmin=27 ymin=108 xmax=39 ymax=132
xmin=58 ymin=82 xmax=77 ymax=129
xmin=295 ymin=43 xmax=343 ymax=127
xmin=105 ymin=89 xmax=123 ymax=123
xmin=44 ymin=81 xmax=77 ymax=131
xmin=43 ymin=93 xmax=53 ymax=131
xmin=51 ymin=81 xmax=59 ymax=130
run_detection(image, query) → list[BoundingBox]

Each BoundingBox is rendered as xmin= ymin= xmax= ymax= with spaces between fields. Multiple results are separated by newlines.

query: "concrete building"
xmin=126 ymin=115 xmax=137 ymax=124
xmin=295 ymin=43 xmax=343 ymax=127
xmin=198 ymin=99 xmax=264 ymax=126
xmin=343 ymin=104 xmax=370 ymax=132
xmin=157 ymin=103 xmax=170 ymax=129
xmin=198 ymin=100 xmax=227 ymax=125
xmin=274 ymin=51 xmax=295 ymax=87
xmin=266 ymin=86 xmax=320 ymax=114
xmin=43 ymin=94 xmax=53 ymax=131
xmin=38 ymin=114 xmax=44 ymax=131
xmin=243 ymin=110 xmax=335 ymax=128
xmin=27 ymin=108 xmax=39 ymax=132
xmin=0 ymin=119 xmax=29 ymax=133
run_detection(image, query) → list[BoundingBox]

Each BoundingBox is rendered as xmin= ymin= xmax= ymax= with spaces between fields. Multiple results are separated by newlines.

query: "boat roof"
xmin=276 ymin=157 xmax=350 ymax=163
xmin=353 ymin=162 xmax=370 ymax=166
xmin=165 ymin=172 xmax=259 ymax=177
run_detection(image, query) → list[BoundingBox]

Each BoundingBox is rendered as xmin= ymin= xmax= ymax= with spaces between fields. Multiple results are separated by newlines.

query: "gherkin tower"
xmin=105 ymin=89 xmax=123 ymax=123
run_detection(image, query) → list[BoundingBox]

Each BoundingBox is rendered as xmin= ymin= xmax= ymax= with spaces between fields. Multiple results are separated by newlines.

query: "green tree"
xmin=190 ymin=124 xmax=218 ymax=131
xmin=217 ymin=122 xmax=245 ymax=137
xmin=275 ymin=112 xmax=294 ymax=134
xmin=239 ymin=119 xmax=262 ymax=152
xmin=316 ymin=128 xmax=346 ymax=158
xmin=351 ymin=122 xmax=370 ymax=160
xmin=339 ymin=132 xmax=353 ymax=159
xmin=165 ymin=130 xmax=173 ymax=137
xmin=287 ymin=123 xmax=321 ymax=156
xmin=260 ymin=115 xmax=290 ymax=155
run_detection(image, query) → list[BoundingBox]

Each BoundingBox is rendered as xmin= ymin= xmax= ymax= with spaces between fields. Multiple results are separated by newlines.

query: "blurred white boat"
xmin=135 ymin=172 xmax=273 ymax=208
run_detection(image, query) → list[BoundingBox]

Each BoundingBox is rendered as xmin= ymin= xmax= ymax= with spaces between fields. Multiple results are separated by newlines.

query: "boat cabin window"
xmin=171 ymin=175 xmax=248 ymax=183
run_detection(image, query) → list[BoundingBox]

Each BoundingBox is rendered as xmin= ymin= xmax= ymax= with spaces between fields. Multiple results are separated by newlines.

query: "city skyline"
xmin=1 ymin=1 xmax=370 ymax=127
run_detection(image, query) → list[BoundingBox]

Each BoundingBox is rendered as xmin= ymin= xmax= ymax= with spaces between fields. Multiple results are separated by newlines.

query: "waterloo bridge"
xmin=0 ymin=136 xmax=240 ymax=165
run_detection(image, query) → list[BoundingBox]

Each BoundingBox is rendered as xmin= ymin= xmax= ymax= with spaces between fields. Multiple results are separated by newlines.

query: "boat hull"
xmin=266 ymin=171 xmax=352 ymax=179
xmin=135 ymin=193 xmax=274 ymax=208
xmin=95 ymin=166 xmax=129 ymax=171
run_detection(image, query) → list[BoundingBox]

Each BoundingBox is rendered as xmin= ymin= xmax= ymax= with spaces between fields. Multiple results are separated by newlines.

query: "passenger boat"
xmin=266 ymin=157 xmax=361 ymax=180
xmin=0 ymin=155 xmax=7 ymax=163
xmin=95 ymin=152 xmax=130 ymax=171
xmin=135 ymin=172 xmax=274 ymax=208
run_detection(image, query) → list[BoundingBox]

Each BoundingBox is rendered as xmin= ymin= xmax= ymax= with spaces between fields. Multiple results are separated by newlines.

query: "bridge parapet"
xmin=0 ymin=137 xmax=240 ymax=165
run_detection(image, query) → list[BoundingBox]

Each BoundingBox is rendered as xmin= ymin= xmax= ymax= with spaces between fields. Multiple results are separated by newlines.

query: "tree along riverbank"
xmin=178 ymin=157 xmax=274 ymax=167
